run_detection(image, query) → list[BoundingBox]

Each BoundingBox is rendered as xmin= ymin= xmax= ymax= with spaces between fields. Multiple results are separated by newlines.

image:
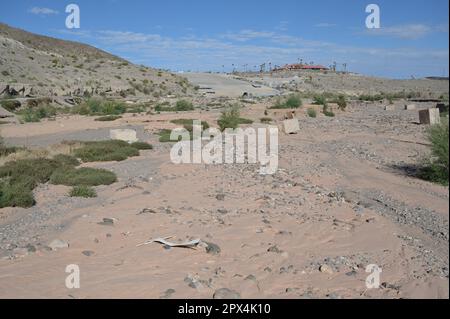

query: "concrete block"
xmin=419 ymin=108 xmax=441 ymax=125
xmin=385 ymin=105 xmax=396 ymax=111
xmin=283 ymin=119 xmax=300 ymax=134
xmin=404 ymin=104 xmax=416 ymax=110
xmin=110 ymin=129 xmax=138 ymax=143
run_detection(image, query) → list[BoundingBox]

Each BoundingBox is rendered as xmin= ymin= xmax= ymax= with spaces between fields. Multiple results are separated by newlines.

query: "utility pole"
xmin=260 ymin=63 xmax=266 ymax=73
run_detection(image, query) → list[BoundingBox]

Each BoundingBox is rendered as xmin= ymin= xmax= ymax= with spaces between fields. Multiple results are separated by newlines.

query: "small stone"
xmin=346 ymin=270 xmax=357 ymax=276
xmin=48 ymin=239 xmax=69 ymax=251
xmin=217 ymin=208 xmax=228 ymax=214
xmin=161 ymin=288 xmax=176 ymax=299
xmin=213 ymin=288 xmax=241 ymax=299
xmin=98 ymin=218 xmax=117 ymax=226
xmin=216 ymin=194 xmax=225 ymax=201
xmin=245 ymin=274 xmax=256 ymax=281
xmin=319 ymin=264 xmax=334 ymax=274
xmin=204 ymin=241 xmax=221 ymax=255
xmin=267 ymin=245 xmax=283 ymax=253
xmin=82 ymin=250 xmax=95 ymax=257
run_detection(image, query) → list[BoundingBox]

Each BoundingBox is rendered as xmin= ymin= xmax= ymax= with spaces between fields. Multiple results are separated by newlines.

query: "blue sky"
xmin=1 ymin=0 xmax=448 ymax=78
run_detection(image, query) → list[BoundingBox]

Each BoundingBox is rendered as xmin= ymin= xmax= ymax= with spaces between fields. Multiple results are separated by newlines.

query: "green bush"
xmin=130 ymin=141 xmax=153 ymax=150
xmin=95 ymin=115 xmax=122 ymax=121
xmin=0 ymin=155 xmax=84 ymax=208
xmin=170 ymin=119 xmax=210 ymax=130
xmin=70 ymin=185 xmax=97 ymax=198
xmin=218 ymin=105 xmax=241 ymax=131
xmin=73 ymin=99 xmax=126 ymax=116
xmin=313 ymin=95 xmax=327 ymax=106
xmin=158 ymin=120 xmax=209 ymax=143
xmin=337 ymin=95 xmax=347 ymax=111
xmin=358 ymin=94 xmax=384 ymax=102
xmin=271 ymin=94 xmax=302 ymax=109
xmin=175 ymin=100 xmax=194 ymax=111
xmin=285 ymin=95 xmax=303 ymax=108
xmin=73 ymin=140 xmax=140 ymax=162
xmin=20 ymin=105 xmax=57 ymax=122
xmin=419 ymin=120 xmax=449 ymax=185
xmin=307 ymin=108 xmax=317 ymax=118
xmin=50 ymin=167 xmax=117 ymax=186
xmin=155 ymin=100 xmax=194 ymax=112
xmin=158 ymin=129 xmax=176 ymax=143
xmin=260 ymin=117 xmax=272 ymax=123
xmin=322 ymin=103 xmax=335 ymax=117
xmin=237 ymin=117 xmax=253 ymax=125
xmin=1 ymin=100 xmax=21 ymax=112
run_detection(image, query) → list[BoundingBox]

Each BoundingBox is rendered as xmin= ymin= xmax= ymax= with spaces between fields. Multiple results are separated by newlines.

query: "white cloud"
xmin=315 ymin=23 xmax=337 ymax=28
xmin=29 ymin=7 xmax=59 ymax=15
xmin=365 ymin=24 xmax=433 ymax=39
xmin=221 ymin=30 xmax=276 ymax=42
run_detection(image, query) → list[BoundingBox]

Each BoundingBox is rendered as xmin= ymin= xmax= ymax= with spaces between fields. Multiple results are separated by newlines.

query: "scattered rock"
xmin=82 ymin=250 xmax=95 ymax=257
xmin=138 ymin=208 xmax=157 ymax=215
xmin=161 ymin=288 xmax=176 ymax=299
xmin=213 ymin=288 xmax=241 ymax=299
xmin=98 ymin=218 xmax=117 ymax=226
xmin=48 ymin=239 xmax=69 ymax=251
xmin=267 ymin=245 xmax=283 ymax=253
xmin=319 ymin=264 xmax=334 ymax=274
xmin=204 ymin=241 xmax=221 ymax=255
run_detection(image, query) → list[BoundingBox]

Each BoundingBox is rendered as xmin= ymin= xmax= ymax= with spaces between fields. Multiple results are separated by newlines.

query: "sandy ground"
xmin=0 ymin=101 xmax=448 ymax=299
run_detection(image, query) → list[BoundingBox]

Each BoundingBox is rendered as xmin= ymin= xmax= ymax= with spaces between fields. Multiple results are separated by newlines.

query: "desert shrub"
xmin=95 ymin=115 xmax=122 ymax=121
xmin=419 ymin=120 xmax=449 ymax=185
xmin=337 ymin=95 xmax=347 ymax=111
xmin=175 ymin=100 xmax=194 ymax=111
xmin=130 ymin=141 xmax=153 ymax=150
xmin=70 ymin=185 xmax=97 ymax=198
xmin=218 ymin=105 xmax=241 ymax=131
xmin=313 ymin=95 xmax=327 ymax=106
xmin=73 ymin=140 xmax=140 ymax=162
xmin=101 ymin=100 xmax=126 ymax=115
xmin=0 ymin=180 xmax=35 ymax=208
xmin=73 ymin=99 xmax=126 ymax=116
xmin=307 ymin=108 xmax=317 ymax=118
xmin=170 ymin=119 xmax=210 ymax=130
xmin=155 ymin=100 xmax=194 ymax=112
xmin=237 ymin=118 xmax=253 ymax=124
xmin=50 ymin=167 xmax=117 ymax=186
xmin=20 ymin=105 xmax=57 ymax=122
xmin=1 ymin=100 xmax=21 ymax=112
xmin=0 ymin=155 xmax=80 ymax=208
xmin=260 ymin=117 xmax=272 ymax=123
xmin=158 ymin=129 xmax=176 ymax=143
xmin=323 ymin=104 xmax=335 ymax=117
xmin=285 ymin=95 xmax=303 ymax=108
xmin=158 ymin=120 xmax=209 ymax=143
xmin=358 ymin=94 xmax=384 ymax=102
xmin=271 ymin=94 xmax=302 ymax=109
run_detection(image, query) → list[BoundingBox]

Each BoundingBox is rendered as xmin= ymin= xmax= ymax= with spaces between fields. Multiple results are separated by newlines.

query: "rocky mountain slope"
xmin=0 ymin=23 xmax=194 ymax=99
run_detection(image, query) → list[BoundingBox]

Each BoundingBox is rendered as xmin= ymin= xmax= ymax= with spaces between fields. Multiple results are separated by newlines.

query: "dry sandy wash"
xmin=0 ymin=100 xmax=448 ymax=299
